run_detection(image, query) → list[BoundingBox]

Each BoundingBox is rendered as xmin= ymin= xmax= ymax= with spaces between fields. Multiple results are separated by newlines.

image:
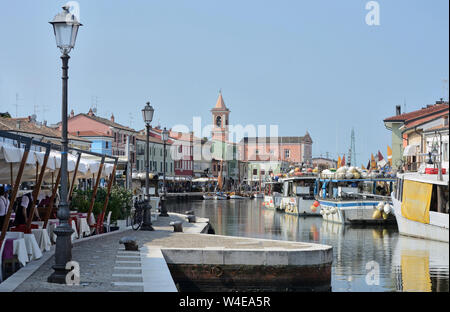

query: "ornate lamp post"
xmin=141 ymin=102 xmax=155 ymax=230
xmin=48 ymin=5 xmax=82 ymax=283
xmin=159 ymin=127 xmax=169 ymax=217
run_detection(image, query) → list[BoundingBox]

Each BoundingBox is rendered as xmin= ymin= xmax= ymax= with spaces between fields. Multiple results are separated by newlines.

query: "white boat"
xmin=229 ymin=194 xmax=246 ymax=199
xmin=203 ymin=194 xmax=215 ymax=200
xmin=253 ymin=193 xmax=264 ymax=199
xmin=280 ymin=175 xmax=321 ymax=216
xmin=263 ymin=181 xmax=283 ymax=210
xmin=214 ymin=193 xmax=228 ymax=200
xmin=391 ymin=234 xmax=449 ymax=291
xmin=317 ymin=178 xmax=396 ymax=224
xmin=391 ymin=171 xmax=448 ymax=243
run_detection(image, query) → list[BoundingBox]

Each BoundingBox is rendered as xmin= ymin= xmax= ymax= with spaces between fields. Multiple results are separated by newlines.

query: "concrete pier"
xmin=1 ymin=213 xmax=332 ymax=292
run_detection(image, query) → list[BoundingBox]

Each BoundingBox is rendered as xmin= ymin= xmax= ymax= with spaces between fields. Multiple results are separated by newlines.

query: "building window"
xmin=261 ymin=170 xmax=265 ymax=175
xmin=284 ymin=149 xmax=290 ymax=158
xmin=253 ymin=169 xmax=257 ymax=175
xmin=105 ymin=141 xmax=109 ymax=149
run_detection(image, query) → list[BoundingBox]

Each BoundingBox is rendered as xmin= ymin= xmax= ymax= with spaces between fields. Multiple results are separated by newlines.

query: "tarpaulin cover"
xmin=401 ymin=180 xmax=432 ymax=224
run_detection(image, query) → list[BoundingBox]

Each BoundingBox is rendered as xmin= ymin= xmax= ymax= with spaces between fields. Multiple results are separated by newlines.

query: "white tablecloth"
xmin=24 ymin=234 xmax=43 ymax=261
xmin=31 ymin=229 xmax=52 ymax=252
xmin=13 ymin=238 xmax=29 ymax=266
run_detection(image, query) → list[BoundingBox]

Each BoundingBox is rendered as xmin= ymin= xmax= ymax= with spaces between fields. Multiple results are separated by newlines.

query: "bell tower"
xmin=211 ymin=91 xmax=230 ymax=142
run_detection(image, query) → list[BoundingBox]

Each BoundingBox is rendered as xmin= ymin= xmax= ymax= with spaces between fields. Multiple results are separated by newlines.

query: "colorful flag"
xmin=367 ymin=159 xmax=371 ymax=171
xmin=341 ymin=155 xmax=346 ymax=167
xmin=377 ymin=150 xmax=387 ymax=168
xmin=337 ymin=156 xmax=341 ymax=168
xmin=371 ymin=153 xmax=376 ymax=170
xmin=361 ymin=164 xmax=366 ymax=170
xmin=387 ymin=145 xmax=392 ymax=166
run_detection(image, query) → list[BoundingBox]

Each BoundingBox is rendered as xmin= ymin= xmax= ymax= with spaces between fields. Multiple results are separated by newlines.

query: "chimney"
xmin=70 ymin=109 xmax=74 ymax=118
xmin=111 ymin=114 xmax=115 ymax=123
xmin=88 ymin=108 xmax=94 ymax=117
xmin=436 ymin=98 xmax=445 ymax=105
xmin=43 ymin=120 xmax=47 ymax=126
xmin=16 ymin=120 xmax=21 ymax=129
xmin=395 ymin=105 xmax=401 ymax=116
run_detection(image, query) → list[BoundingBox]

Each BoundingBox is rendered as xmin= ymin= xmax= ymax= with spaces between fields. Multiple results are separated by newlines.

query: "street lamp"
xmin=141 ymin=102 xmax=155 ymax=230
xmin=48 ymin=5 xmax=82 ymax=284
xmin=159 ymin=127 xmax=169 ymax=217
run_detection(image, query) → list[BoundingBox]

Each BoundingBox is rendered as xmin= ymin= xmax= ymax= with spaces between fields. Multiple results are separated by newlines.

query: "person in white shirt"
xmin=14 ymin=191 xmax=40 ymax=226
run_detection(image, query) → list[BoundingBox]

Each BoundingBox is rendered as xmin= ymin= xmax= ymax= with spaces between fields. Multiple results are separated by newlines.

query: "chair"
xmin=104 ymin=211 xmax=112 ymax=233
xmin=1 ymin=237 xmax=22 ymax=281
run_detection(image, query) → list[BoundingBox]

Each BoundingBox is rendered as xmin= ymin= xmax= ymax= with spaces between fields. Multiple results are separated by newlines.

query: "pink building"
xmin=239 ymin=134 xmax=313 ymax=164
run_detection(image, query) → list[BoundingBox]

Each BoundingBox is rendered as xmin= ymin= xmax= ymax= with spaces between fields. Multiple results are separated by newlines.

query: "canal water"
xmin=166 ymin=198 xmax=449 ymax=292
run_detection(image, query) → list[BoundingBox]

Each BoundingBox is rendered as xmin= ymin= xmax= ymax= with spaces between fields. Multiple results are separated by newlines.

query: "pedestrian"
xmin=14 ymin=191 xmax=41 ymax=226
xmin=0 ymin=186 xmax=10 ymax=229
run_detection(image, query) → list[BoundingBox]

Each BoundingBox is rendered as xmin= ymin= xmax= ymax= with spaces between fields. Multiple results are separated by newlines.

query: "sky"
xmin=0 ymin=0 xmax=448 ymax=165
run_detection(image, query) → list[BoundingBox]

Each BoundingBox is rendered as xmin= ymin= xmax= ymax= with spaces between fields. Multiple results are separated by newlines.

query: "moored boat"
xmin=391 ymin=171 xmax=448 ymax=243
xmin=280 ymin=175 xmax=320 ymax=215
xmin=317 ymin=177 xmax=396 ymax=225
xmin=203 ymin=193 xmax=215 ymax=200
xmin=214 ymin=192 xmax=228 ymax=200
xmin=263 ymin=181 xmax=283 ymax=210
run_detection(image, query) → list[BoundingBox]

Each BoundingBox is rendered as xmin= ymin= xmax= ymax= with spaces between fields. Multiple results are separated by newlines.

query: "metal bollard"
xmin=169 ymin=221 xmax=183 ymax=232
xmin=119 ymin=237 xmax=139 ymax=251
xmin=186 ymin=215 xmax=196 ymax=223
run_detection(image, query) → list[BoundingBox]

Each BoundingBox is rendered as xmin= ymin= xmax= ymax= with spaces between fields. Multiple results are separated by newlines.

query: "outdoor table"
xmin=2 ymin=236 xmax=29 ymax=266
xmin=31 ymin=229 xmax=51 ymax=252
xmin=0 ymin=237 xmax=28 ymax=282
xmin=24 ymin=233 xmax=43 ymax=261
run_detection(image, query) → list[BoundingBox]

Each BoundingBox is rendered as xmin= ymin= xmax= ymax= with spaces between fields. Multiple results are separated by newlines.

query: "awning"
xmin=403 ymin=144 xmax=419 ymax=157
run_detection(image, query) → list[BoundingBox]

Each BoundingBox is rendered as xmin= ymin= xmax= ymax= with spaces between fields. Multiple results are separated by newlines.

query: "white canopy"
xmin=403 ymin=144 xmax=419 ymax=157
xmin=0 ymin=142 xmax=113 ymax=184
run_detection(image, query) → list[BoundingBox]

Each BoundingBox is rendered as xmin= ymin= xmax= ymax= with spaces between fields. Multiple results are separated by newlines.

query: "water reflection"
xmin=166 ymin=199 xmax=448 ymax=292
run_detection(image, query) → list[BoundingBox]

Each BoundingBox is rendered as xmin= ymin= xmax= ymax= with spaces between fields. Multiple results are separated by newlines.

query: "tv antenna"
xmin=91 ymin=95 xmax=99 ymax=114
xmin=443 ymin=79 xmax=449 ymax=101
xmin=15 ymin=93 xmax=23 ymax=117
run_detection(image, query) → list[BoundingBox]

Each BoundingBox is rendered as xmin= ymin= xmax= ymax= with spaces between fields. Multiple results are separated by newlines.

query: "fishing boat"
xmin=280 ymin=175 xmax=320 ymax=215
xmin=317 ymin=177 xmax=396 ymax=225
xmin=263 ymin=181 xmax=283 ymax=210
xmin=391 ymin=171 xmax=448 ymax=242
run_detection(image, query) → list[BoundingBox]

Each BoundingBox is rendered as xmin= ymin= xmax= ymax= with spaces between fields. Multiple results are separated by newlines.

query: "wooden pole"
xmin=43 ymin=169 xmax=61 ymax=229
xmin=10 ymin=163 xmax=13 ymax=187
xmin=86 ymin=157 xmax=105 ymax=227
xmin=26 ymin=147 xmax=51 ymax=232
xmin=97 ymin=160 xmax=117 ymax=233
xmin=68 ymin=152 xmax=81 ymax=203
xmin=0 ymin=140 xmax=31 ymax=247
